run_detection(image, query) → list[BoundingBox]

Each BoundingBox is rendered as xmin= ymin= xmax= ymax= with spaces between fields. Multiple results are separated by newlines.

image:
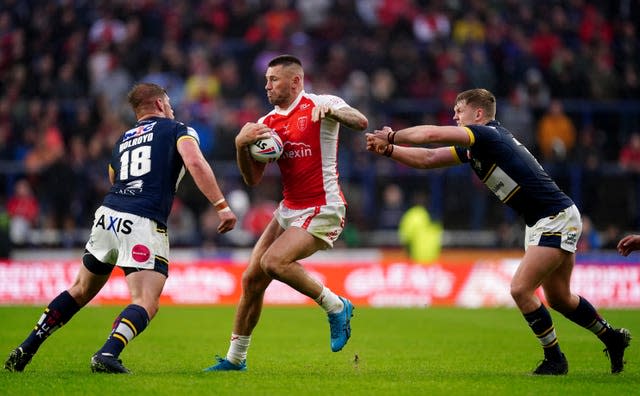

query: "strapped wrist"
xmin=383 ymin=144 xmax=394 ymax=157
xmin=214 ymin=198 xmax=229 ymax=212
xmin=387 ymin=130 xmax=396 ymax=144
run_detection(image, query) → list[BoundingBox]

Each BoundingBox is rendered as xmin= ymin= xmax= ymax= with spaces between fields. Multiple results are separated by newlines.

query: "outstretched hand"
xmin=617 ymin=234 xmax=640 ymax=256
xmin=366 ymin=126 xmax=394 ymax=155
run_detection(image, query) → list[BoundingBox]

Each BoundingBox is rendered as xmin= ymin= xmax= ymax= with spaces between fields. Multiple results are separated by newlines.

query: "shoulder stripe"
xmin=463 ymin=126 xmax=475 ymax=145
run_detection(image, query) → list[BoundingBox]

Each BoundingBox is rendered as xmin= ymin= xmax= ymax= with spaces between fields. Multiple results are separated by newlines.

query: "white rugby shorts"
xmin=524 ymin=205 xmax=582 ymax=253
xmin=85 ymin=206 xmax=169 ymax=270
xmin=274 ymin=202 xmax=346 ymax=248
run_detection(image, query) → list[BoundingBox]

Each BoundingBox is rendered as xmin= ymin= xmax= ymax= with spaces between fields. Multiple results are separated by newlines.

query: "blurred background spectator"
xmin=0 ymin=0 xmax=639 ymax=250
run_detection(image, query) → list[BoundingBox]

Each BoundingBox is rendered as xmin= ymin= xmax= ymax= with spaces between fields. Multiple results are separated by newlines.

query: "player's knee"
xmin=509 ymin=282 xmax=529 ymax=304
xmin=259 ymin=253 xmax=284 ymax=280
xmin=240 ymin=267 xmax=270 ymax=295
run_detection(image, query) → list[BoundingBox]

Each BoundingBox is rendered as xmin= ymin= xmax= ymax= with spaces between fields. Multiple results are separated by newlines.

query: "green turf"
xmin=0 ymin=305 xmax=637 ymax=395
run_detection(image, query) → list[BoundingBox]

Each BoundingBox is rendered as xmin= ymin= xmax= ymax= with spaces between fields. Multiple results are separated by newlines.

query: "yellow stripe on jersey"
xmin=463 ymin=127 xmax=475 ymax=145
xmin=449 ymin=146 xmax=463 ymax=163
xmin=177 ymin=135 xmax=197 ymax=143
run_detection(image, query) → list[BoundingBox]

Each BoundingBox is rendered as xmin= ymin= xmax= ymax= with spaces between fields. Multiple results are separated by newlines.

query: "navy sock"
xmin=97 ymin=304 xmax=149 ymax=358
xmin=524 ymin=304 xmax=563 ymax=361
xmin=563 ymin=296 xmax=615 ymax=344
xmin=20 ymin=291 xmax=81 ymax=353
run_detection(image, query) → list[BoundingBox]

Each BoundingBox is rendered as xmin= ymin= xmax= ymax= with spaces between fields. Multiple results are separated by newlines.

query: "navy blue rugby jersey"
xmin=102 ymin=116 xmax=199 ymax=226
xmin=452 ymin=120 xmax=574 ymax=226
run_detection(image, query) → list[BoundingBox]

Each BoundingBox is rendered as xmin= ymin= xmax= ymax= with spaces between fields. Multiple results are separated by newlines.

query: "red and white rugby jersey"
xmin=258 ymin=91 xmax=349 ymax=209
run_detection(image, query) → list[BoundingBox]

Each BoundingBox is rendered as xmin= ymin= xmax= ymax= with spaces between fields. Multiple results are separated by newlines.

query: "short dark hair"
xmin=128 ymin=83 xmax=167 ymax=112
xmin=455 ymin=88 xmax=496 ymax=119
xmin=268 ymin=54 xmax=302 ymax=68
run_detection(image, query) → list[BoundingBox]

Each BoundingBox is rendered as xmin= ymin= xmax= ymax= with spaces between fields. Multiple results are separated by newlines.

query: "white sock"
xmin=315 ymin=287 xmax=344 ymax=314
xmin=226 ymin=334 xmax=251 ymax=365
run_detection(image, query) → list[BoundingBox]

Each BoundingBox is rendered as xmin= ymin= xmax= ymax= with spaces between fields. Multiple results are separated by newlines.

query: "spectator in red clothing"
xmin=531 ymin=20 xmax=561 ymax=69
xmin=7 ymin=179 xmax=39 ymax=246
xmin=619 ymin=132 xmax=640 ymax=173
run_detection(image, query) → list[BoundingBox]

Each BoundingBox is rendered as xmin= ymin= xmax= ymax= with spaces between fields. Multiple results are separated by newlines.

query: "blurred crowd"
xmin=0 ymin=0 xmax=639 ymax=252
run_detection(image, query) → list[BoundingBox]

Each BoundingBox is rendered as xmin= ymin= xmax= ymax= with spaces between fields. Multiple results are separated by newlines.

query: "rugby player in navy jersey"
xmin=366 ymin=88 xmax=631 ymax=375
xmin=5 ymin=83 xmax=237 ymax=374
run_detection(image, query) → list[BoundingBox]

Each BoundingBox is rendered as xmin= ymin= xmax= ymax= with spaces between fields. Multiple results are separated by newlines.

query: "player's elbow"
xmin=357 ymin=116 xmax=369 ymax=131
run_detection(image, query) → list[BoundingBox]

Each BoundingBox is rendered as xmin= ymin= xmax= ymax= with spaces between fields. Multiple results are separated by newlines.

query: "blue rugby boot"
xmin=203 ymin=356 xmax=247 ymax=372
xmin=328 ymin=297 xmax=354 ymax=352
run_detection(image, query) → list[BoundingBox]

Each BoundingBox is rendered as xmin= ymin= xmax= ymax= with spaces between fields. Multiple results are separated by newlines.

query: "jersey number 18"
xmin=119 ymin=146 xmax=152 ymax=180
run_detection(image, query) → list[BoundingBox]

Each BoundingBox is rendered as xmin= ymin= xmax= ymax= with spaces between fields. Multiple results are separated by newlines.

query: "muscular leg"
xmin=26 ymin=259 xmax=112 ymax=352
xmin=511 ymin=246 xmax=570 ymax=368
xmin=94 ymin=269 xmax=166 ymax=360
xmin=232 ymin=217 xmax=330 ymax=334
xmin=511 ymin=246 xmax=572 ymax=313
xmin=217 ymin=218 xmax=347 ymax=367
xmin=5 ymin=256 xmax=112 ymax=372
xmin=259 ymin=225 xmax=326 ymax=299
xmin=232 ymin=218 xmax=281 ymax=336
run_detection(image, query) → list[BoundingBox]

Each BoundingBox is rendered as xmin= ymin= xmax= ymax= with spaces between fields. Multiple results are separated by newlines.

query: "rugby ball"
xmin=249 ymin=130 xmax=283 ymax=163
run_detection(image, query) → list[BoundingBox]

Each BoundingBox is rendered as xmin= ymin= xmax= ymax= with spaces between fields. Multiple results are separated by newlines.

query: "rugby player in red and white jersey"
xmin=204 ymin=55 xmax=368 ymax=372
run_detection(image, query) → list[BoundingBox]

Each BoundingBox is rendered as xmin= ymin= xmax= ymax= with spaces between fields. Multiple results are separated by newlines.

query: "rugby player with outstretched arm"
xmin=367 ymin=88 xmax=631 ymax=375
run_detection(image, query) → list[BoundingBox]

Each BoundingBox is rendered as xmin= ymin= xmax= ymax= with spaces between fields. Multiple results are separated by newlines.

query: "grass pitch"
xmin=0 ymin=305 xmax=637 ymax=395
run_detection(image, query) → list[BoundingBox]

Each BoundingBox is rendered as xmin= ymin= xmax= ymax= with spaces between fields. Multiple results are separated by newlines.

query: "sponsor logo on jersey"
xmin=566 ymin=226 xmax=579 ymax=245
xmin=119 ymin=132 xmax=154 ymax=153
xmin=116 ymin=180 xmax=144 ymax=195
xmin=95 ymin=214 xmax=133 ymax=235
xmin=281 ymin=141 xmax=312 ymax=159
xmin=123 ymin=121 xmax=156 ymax=141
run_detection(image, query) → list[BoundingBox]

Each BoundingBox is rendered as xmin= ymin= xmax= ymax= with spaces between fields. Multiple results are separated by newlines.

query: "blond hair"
xmin=455 ymin=88 xmax=496 ymax=120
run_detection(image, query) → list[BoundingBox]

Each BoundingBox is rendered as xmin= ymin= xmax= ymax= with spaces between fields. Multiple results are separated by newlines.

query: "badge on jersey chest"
xmin=297 ymin=116 xmax=308 ymax=131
